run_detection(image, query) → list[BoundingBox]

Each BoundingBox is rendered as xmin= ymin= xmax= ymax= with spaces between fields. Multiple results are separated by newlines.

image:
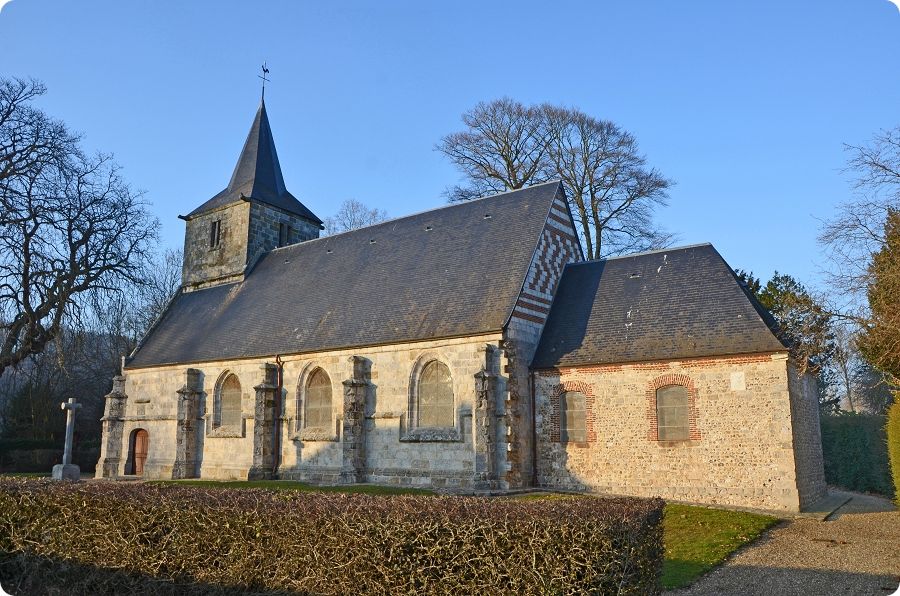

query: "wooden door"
xmin=133 ymin=429 xmax=149 ymax=476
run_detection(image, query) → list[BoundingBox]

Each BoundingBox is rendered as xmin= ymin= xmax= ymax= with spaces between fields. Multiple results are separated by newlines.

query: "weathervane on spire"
xmin=258 ymin=62 xmax=270 ymax=100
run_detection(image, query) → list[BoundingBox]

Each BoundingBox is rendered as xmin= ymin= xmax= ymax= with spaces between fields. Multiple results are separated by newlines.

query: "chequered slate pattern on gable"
xmin=531 ymin=244 xmax=788 ymax=368
xmin=128 ymin=182 xmax=563 ymax=368
xmin=511 ymin=193 xmax=581 ymax=327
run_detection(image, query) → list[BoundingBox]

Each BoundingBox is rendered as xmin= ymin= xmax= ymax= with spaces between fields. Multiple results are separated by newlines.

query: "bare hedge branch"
xmin=0 ymin=479 xmax=664 ymax=595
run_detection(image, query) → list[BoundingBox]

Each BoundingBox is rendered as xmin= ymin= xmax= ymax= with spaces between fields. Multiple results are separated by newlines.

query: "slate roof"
xmin=127 ymin=181 xmax=563 ymax=368
xmin=532 ymin=244 xmax=787 ymax=369
xmin=185 ymin=101 xmax=322 ymax=225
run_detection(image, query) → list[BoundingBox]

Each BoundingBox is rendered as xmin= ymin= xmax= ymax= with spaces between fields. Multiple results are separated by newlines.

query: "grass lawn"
xmin=662 ymin=503 xmax=778 ymax=590
xmin=150 ymin=479 xmax=434 ymax=496
xmin=512 ymin=493 xmax=779 ymax=590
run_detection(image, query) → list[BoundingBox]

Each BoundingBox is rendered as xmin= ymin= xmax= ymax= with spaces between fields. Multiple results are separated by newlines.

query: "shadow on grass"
xmin=0 ymin=552 xmax=307 ymax=596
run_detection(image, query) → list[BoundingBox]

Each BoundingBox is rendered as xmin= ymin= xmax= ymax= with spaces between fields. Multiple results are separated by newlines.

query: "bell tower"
xmin=179 ymin=100 xmax=322 ymax=292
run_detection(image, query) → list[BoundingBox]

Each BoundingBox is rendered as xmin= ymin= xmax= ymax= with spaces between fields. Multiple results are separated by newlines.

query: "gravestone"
xmin=51 ymin=398 xmax=81 ymax=481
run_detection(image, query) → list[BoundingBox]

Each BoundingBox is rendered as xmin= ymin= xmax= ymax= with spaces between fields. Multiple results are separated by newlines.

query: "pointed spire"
xmin=185 ymin=101 xmax=322 ymax=225
xmin=226 ymin=99 xmax=287 ymax=199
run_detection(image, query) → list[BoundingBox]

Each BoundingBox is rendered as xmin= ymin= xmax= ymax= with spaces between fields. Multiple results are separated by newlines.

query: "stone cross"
xmin=51 ymin=398 xmax=82 ymax=481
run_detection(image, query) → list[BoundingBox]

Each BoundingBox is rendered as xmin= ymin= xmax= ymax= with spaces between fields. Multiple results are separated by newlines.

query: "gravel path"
xmin=668 ymin=492 xmax=900 ymax=596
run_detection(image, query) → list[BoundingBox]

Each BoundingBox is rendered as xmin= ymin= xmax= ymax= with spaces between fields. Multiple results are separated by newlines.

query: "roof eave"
xmin=532 ymin=348 xmax=790 ymax=372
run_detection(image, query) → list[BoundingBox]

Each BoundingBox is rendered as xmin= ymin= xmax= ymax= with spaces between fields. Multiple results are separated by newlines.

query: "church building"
xmin=96 ymin=101 xmax=827 ymax=513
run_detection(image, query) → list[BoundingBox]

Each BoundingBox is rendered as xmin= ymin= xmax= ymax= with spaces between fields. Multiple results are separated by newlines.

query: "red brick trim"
xmin=544 ymin=222 xmax=579 ymax=244
xmin=520 ymin=291 xmax=553 ymax=306
xmin=535 ymin=352 xmax=778 ymax=376
xmin=548 ymin=380 xmax=596 ymax=443
xmin=511 ymin=310 xmax=546 ymax=325
xmin=645 ymin=374 xmax=701 ymax=442
xmin=547 ymin=210 xmax=575 ymax=230
xmin=515 ymin=298 xmax=550 ymax=314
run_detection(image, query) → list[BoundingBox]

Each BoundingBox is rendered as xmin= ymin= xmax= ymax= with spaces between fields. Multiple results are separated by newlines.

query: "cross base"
xmin=51 ymin=464 xmax=80 ymax=481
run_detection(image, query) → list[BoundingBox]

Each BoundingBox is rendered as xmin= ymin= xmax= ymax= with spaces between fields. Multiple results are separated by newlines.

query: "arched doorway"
xmin=126 ymin=429 xmax=149 ymax=476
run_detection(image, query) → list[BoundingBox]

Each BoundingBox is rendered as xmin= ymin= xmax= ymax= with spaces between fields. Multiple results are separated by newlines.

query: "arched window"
xmin=304 ymin=368 xmax=332 ymax=430
xmin=217 ymin=373 xmax=242 ymax=428
xmin=415 ymin=360 xmax=454 ymax=429
xmin=656 ymin=385 xmax=689 ymax=441
xmin=560 ymin=391 xmax=586 ymax=443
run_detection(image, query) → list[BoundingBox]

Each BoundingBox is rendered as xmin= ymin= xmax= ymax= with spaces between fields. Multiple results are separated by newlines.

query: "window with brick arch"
xmin=656 ymin=385 xmax=689 ymax=441
xmin=304 ymin=369 xmax=332 ymax=430
xmin=218 ymin=373 xmax=242 ymax=428
xmin=416 ymin=360 xmax=454 ymax=428
xmin=560 ymin=391 xmax=587 ymax=442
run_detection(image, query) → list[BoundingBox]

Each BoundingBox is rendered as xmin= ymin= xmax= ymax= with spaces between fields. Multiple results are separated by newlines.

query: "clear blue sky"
xmin=2 ymin=0 xmax=898 ymax=288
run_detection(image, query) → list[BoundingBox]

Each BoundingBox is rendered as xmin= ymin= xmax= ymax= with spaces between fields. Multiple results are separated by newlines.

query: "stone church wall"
xmin=110 ymin=332 xmax=504 ymax=488
xmin=182 ymin=201 xmax=320 ymax=293
xmin=534 ymin=352 xmax=822 ymax=512
xmin=182 ymin=202 xmax=251 ymax=290
xmin=787 ymin=364 xmax=827 ymax=509
xmin=247 ymin=201 xmax=320 ymax=263
xmin=502 ymin=189 xmax=581 ymax=488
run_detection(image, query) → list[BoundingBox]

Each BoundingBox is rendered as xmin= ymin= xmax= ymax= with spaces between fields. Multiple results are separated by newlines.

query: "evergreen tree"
xmin=858 ymin=210 xmax=900 ymax=385
xmin=736 ymin=269 xmax=837 ymax=409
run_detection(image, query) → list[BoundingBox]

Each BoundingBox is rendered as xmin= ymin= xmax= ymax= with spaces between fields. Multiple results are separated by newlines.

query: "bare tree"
xmin=819 ymin=126 xmax=900 ymax=411
xmin=437 ymin=98 xmax=673 ymax=259
xmin=543 ymin=106 xmax=674 ymax=258
xmin=0 ymin=77 xmax=158 ymax=377
xmin=323 ymin=199 xmax=388 ymax=235
xmin=831 ymin=323 xmax=860 ymax=412
xmin=820 ymin=126 xmax=900 ymax=305
xmin=133 ymin=247 xmax=182 ymax=337
xmin=437 ymin=98 xmax=550 ymax=203
xmin=1 ymin=246 xmax=183 ymax=445
xmin=853 ymin=362 xmax=895 ymax=415
xmin=88 ymin=247 xmax=182 ymax=352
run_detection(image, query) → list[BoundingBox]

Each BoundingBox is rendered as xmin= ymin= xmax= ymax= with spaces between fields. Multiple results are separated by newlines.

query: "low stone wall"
xmin=534 ymin=352 xmax=815 ymax=512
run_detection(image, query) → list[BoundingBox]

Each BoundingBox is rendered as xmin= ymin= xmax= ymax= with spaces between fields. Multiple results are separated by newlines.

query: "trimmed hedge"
xmin=819 ymin=412 xmax=894 ymax=498
xmin=888 ymin=402 xmax=900 ymax=507
xmin=0 ymin=479 xmax=664 ymax=595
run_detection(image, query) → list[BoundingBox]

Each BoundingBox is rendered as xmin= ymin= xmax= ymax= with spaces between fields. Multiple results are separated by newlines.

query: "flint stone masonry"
xmin=787 ymin=364 xmax=827 ymax=509
xmin=181 ymin=201 xmax=320 ymax=293
xmin=534 ymin=352 xmax=826 ymax=512
xmin=247 ymin=202 xmax=319 ymax=261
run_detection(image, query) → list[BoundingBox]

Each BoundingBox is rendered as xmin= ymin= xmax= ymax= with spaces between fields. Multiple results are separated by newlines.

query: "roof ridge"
xmin=565 ymin=243 xmax=713 ymax=265
xmin=267 ymin=181 xmax=562 ymax=253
